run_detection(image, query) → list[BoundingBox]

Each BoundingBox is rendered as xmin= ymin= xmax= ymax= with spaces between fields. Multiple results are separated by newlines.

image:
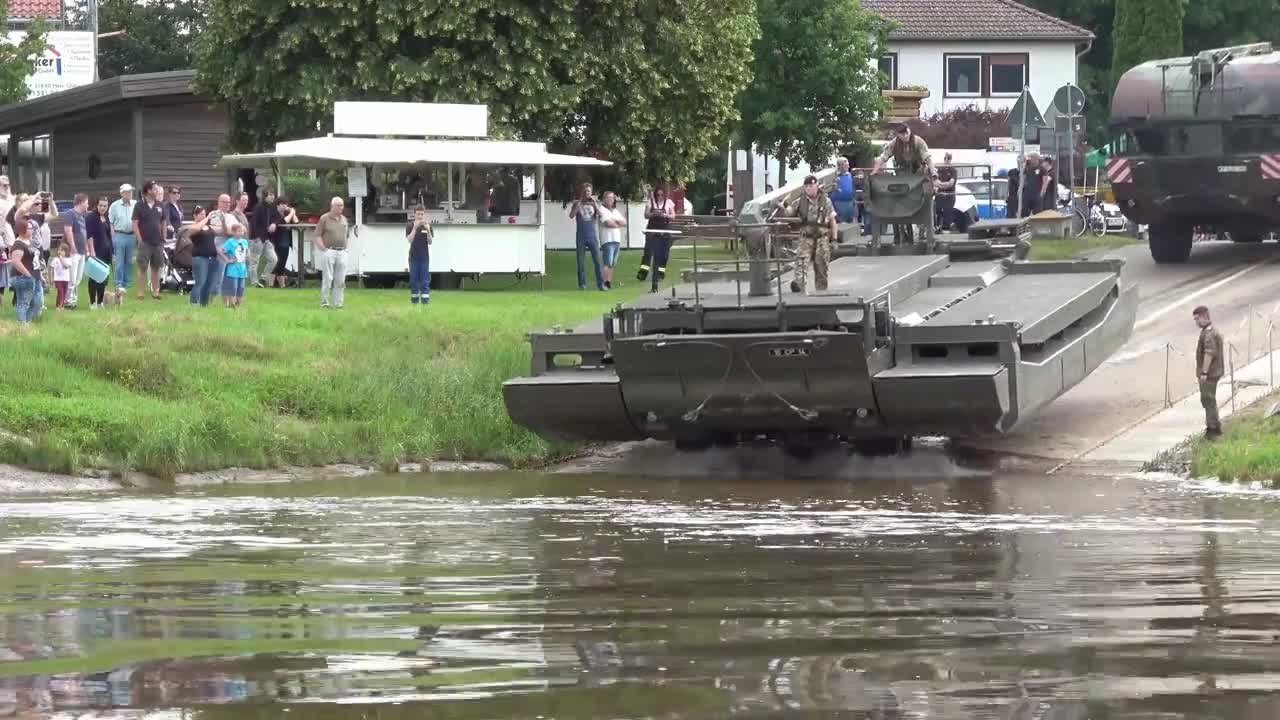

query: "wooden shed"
xmin=0 ymin=70 xmax=233 ymax=205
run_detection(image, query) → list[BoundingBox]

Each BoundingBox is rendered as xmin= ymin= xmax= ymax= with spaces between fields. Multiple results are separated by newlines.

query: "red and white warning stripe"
xmin=1261 ymin=154 xmax=1280 ymax=179
xmin=1106 ymin=157 xmax=1133 ymax=184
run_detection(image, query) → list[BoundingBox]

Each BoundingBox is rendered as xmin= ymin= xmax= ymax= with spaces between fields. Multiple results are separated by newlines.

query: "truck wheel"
xmin=1148 ymin=222 xmax=1193 ymax=263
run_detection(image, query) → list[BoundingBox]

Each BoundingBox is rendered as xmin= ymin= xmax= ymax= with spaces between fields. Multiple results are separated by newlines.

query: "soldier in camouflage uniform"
xmin=783 ymin=174 xmax=838 ymax=294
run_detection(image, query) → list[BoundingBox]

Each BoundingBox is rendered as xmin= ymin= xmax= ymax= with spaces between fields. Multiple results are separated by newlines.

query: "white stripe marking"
xmin=1135 ymin=260 xmax=1272 ymax=330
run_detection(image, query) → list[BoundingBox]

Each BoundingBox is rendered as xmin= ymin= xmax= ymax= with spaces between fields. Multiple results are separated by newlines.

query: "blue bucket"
xmin=85 ymin=256 xmax=109 ymax=284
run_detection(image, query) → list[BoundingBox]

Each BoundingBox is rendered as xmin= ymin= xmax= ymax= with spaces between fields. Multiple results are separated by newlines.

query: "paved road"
xmin=963 ymin=239 xmax=1280 ymax=462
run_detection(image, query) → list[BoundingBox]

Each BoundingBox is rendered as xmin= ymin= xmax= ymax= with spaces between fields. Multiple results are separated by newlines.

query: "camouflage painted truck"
xmin=503 ymin=171 xmax=1137 ymax=456
xmin=1109 ymin=42 xmax=1280 ymax=263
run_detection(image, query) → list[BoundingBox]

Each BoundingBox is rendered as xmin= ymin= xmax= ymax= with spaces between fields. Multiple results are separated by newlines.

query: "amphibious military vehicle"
xmin=1109 ymin=42 xmax=1280 ymax=263
xmin=503 ymin=172 xmax=1136 ymax=454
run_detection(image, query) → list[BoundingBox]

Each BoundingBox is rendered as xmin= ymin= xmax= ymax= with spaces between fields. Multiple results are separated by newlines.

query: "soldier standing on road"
xmin=1194 ymin=305 xmax=1225 ymax=439
xmin=783 ymin=174 xmax=837 ymax=294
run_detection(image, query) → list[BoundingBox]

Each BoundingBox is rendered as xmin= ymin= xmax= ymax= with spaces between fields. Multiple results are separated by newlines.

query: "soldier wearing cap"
xmin=872 ymin=123 xmax=936 ymax=248
xmin=782 ymin=174 xmax=838 ymax=294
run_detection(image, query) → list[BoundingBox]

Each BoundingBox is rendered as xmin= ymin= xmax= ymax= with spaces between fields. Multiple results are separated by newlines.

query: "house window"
xmin=989 ymin=55 xmax=1026 ymax=95
xmin=944 ymin=53 xmax=1031 ymax=98
xmin=946 ymin=55 xmax=981 ymax=96
xmin=878 ymin=54 xmax=898 ymax=89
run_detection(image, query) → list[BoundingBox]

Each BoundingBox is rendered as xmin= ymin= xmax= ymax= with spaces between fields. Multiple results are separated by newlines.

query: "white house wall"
xmin=890 ymin=40 xmax=1080 ymax=119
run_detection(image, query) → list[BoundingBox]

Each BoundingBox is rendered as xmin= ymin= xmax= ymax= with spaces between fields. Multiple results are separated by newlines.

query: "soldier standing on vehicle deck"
xmin=872 ymin=123 xmax=936 ymax=247
xmin=1194 ymin=305 xmax=1225 ymax=439
xmin=783 ymin=174 xmax=838 ymax=294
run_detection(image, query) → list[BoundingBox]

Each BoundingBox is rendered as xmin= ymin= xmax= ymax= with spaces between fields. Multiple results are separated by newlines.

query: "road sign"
xmin=1008 ymin=89 xmax=1047 ymax=136
xmin=1055 ymin=115 xmax=1086 ymax=134
xmin=1052 ymin=84 xmax=1087 ymax=116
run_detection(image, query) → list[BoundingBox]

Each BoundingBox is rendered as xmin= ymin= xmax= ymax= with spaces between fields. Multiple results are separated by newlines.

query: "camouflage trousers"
xmin=795 ymin=228 xmax=831 ymax=292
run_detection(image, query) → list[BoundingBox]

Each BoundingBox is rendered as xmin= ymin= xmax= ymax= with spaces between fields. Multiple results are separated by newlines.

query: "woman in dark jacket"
xmin=84 ymin=196 xmax=113 ymax=308
xmin=269 ymin=196 xmax=298 ymax=288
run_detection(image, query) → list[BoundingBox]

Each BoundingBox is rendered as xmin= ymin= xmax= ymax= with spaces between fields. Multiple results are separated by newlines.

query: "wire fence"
xmin=1162 ymin=302 xmax=1280 ymax=412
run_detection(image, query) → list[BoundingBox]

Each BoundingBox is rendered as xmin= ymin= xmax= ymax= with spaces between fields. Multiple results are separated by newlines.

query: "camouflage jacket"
xmin=790 ymin=192 xmax=834 ymax=228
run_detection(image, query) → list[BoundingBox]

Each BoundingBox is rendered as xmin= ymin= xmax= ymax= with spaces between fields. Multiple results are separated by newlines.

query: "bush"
xmin=900 ymin=106 xmax=1011 ymax=150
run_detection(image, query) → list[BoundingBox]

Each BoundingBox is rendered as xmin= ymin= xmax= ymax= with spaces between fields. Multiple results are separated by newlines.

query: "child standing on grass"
xmin=52 ymin=244 xmax=72 ymax=309
xmin=218 ymin=221 xmax=250 ymax=309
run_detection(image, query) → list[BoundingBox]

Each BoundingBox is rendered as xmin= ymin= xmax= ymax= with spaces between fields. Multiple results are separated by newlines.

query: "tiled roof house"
xmin=862 ymin=0 xmax=1094 ymax=117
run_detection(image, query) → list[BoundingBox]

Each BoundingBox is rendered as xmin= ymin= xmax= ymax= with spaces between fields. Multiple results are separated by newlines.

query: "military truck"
xmin=1109 ymin=42 xmax=1280 ymax=263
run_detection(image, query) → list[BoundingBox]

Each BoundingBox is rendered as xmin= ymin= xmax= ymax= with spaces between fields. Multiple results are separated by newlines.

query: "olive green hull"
xmin=503 ymin=254 xmax=1136 ymax=446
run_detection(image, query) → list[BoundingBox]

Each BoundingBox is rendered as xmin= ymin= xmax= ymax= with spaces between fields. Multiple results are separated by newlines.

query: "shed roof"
xmin=0 ymin=71 xmax=199 ymax=133
xmin=862 ymin=0 xmax=1093 ymax=41
xmin=9 ymin=0 xmax=61 ymax=19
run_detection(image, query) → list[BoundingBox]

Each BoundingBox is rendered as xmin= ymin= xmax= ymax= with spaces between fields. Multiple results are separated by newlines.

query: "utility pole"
xmin=1017 ymin=85 xmax=1029 ymax=219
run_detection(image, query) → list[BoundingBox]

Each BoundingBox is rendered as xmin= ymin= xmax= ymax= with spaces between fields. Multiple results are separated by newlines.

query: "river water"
xmin=2 ymin=464 xmax=1280 ymax=719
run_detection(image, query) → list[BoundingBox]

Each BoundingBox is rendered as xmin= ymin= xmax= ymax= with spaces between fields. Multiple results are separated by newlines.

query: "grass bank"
xmin=0 ymin=247 xmax=728 ymax=478
xmin=1189 ymin=390 xmax=1280 ymax=485
xmin=1028 ymin=232 xmax=1142 ymax=261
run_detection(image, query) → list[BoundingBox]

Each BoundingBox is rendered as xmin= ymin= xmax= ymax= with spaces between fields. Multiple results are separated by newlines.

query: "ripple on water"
xmin=0 ymin=473 xmax=1278 ymax=717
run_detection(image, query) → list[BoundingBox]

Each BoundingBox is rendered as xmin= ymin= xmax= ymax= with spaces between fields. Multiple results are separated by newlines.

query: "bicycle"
xmin=1060 ymin=195 xmax=1103 ymax=239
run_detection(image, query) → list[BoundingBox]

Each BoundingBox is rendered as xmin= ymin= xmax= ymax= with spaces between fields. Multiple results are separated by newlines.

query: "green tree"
xmin=1183 ymin=0 xmax=1280 ymax=54
xmin=735 ymin=0 xmax=887 ymax=182
xmin=97 ymin=0 xmax=206 ymax=78
xmin=0 ymin=0 xmax=49 ymax=105
xmin=194 ymin=0 xmax=757 ymax=196
xmin=1111 ymin=0 xmax=1184 ymax=88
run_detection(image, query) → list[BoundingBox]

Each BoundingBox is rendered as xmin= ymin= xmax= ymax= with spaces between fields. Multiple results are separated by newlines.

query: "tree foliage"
xmin=904 ymin=106 xmax=1011 ymax=150
xmin=194 ymin=0 xmax=757 ymax=197
xmin=1112 ymin=0 xmax=1184 ymax=89
xmin=97 ymin=0 xmax=207 ymax=78
xmin=0 ymin=0 xmax=49 ymax=106
xmin=735 ymin=0 xmax=887 ymax=180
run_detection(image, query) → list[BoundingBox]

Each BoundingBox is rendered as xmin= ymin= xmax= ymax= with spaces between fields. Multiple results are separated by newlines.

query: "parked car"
xmin=951 ymin=178 xmax=1008 ymax=231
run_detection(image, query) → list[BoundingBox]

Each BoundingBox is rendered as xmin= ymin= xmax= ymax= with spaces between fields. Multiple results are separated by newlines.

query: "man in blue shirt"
xmin=59 ymin=193 xmax=89 ymax=308
xmin=829 ymin=158 xmax=855 ymax=224
xmin=107 ymin=184 xmax=136 ymax=292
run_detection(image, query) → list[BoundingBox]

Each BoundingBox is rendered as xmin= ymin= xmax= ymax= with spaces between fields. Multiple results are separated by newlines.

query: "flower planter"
xmin=882 ymin=88 xmax=930 ymax=124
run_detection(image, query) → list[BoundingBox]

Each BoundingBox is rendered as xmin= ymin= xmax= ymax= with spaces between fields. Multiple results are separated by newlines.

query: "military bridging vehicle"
xmin=503 ymin=171 xmax=1136 ymax=455
xmin=1109 ymin=42 xmax=1280 ymax=263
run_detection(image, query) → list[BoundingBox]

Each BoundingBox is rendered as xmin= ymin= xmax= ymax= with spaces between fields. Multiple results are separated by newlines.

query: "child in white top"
xmin=52 ymin=243 xmax=72 ymax=308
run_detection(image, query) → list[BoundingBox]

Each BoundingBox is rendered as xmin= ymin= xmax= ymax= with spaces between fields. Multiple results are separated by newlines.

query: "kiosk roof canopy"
xmin=218 ymin=136 xmax=611 ymax=169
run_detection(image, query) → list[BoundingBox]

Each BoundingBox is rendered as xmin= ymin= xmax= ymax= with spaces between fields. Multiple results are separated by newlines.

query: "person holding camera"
xmin=568 ymin=182 xmax=605 ymax=291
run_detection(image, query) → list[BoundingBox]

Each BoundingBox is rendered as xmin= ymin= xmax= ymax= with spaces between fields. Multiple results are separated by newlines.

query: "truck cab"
xmin=1109 ymin=43 xmax=1280 ymax=262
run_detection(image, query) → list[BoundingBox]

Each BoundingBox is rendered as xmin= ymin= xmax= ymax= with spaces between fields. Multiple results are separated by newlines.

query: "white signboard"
xmin=333 ymin=101 xmax=489 ymax=138
xmin=347 ymin=166 xmax=367 ymax=198
xmin=5 ymin=31 xmax=96 ymax=99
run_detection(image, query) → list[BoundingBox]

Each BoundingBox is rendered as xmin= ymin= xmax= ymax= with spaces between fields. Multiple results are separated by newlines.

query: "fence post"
xmin=1248 ymin=304 xmax=1254 ymax=363
xmin=1230 ymin=344 xmax=1237 ymax=415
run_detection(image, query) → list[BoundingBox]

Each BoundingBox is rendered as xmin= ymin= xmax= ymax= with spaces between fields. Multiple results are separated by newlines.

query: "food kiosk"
xmin=218 ymin=102 xmax=611 ymax=287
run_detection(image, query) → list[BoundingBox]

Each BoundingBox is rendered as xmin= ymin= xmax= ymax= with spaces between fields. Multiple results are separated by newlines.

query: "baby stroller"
xmin=161 ymin=232 xmax=195 ymax=294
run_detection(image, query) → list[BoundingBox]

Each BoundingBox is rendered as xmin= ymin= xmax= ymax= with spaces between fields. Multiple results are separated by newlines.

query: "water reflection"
xmin=0 ymin=473 xmax=1279 ymax=717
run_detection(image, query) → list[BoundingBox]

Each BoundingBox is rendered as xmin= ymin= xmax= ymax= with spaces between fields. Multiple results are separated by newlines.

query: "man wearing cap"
xmin=782 ymin=174 xmax=838 ymax=294
xmin=108 ymin=183 xmax=138 ymax=292
xmin=873 ymin=123 xmax=936 ymax=247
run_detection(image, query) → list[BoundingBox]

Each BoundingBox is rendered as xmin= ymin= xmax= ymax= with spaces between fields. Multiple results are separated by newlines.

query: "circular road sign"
xmin=1053 ymin=84 xmax=1086 ymax=116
